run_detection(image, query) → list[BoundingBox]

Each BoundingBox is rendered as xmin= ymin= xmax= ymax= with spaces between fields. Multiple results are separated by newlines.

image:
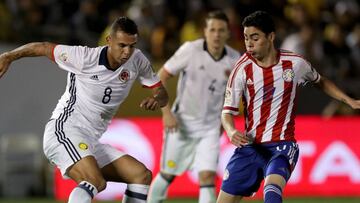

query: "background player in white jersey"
xmin=218 ymin=11 xmax=360 ymax=203
xmin=0 ymin=17 xmax=168 ymax=203
xmin=148 ymin=10 xmax=240 ymax=203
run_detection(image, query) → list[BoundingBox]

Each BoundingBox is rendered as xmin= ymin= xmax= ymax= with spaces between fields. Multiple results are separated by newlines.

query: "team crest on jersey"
xmin=59 ymin=52 xmax=68 ymax=62
xmin=78 ymin=142 xmax=88 ymax=150
xmin=119 ymin=69 xmax=130 ymax=82
xmin=223 ymin=169 xmax=230 ymax=180
xmin=282 ymin=69 xmax=295 ymax=82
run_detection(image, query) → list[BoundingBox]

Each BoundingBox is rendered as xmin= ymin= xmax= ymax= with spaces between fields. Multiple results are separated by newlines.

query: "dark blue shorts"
xmin=221 ymin=141 xmax=299 ymax=196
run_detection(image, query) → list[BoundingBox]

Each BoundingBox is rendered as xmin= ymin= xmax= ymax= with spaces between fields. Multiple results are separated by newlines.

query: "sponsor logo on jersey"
xmin=246 ymin=78 xmax=254 ymax=85
xmin=282 ymin=69 xmax=295 ymax=82
xmin=59 ymin=52 xmax=68 ymax=62
xmin=78 ymin=142 xmax=88 ymax=150
xmin=119 ymin=69 xmax=130 ymax=82
xmin=167 ymin=160 xmax=177 ymax=168
xmin=90 ymin=75 xmax=99 ymax=80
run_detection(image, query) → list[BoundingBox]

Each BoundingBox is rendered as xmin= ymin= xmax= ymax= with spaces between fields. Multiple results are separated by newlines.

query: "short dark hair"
xmin=242 ymin=11 xmax=275 ymax=35
xmin=110 ymin=16 xmax=138 ymax=35
xmin=206 ymin=10 xmax=229 ymax=25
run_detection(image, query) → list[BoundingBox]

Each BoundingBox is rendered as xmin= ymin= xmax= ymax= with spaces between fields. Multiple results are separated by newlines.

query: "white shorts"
xmin=43 ymin=119 xmax=125 ymax=178
xmin=160 ymin=127 xmax=220 ymax=175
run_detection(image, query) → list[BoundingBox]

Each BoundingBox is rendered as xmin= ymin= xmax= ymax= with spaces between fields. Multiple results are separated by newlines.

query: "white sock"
xmin=122 ymin=184 xmax=149 ymax=203
xmin=199 ymin=185 xmax=216 ymax=203
xmin=68 ymin=181 xmax=98 ymax=203
xmin=147 ymin=174 xmax=171 ymax=203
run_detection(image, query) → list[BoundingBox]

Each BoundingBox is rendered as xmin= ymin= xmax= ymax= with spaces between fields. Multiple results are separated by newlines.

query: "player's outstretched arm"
xmin=140 ymin=83 xmax=169 ymax=111
xmin=221 ymin=113 xmax=250 ymax=147
xmin=317 ymin=76 xmax=360 ymax=109
xmin=157 ymin=67 xmax=178 ymax=131
xmin=0 ymin=42 xmax=56 ymax=78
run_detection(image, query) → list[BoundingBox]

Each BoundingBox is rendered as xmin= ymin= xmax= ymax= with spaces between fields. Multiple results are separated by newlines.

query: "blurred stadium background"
xmin=0 ymin=0 xmax=359 ymax=202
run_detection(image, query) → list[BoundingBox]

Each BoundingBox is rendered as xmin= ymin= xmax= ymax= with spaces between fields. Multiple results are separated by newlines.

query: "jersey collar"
xmin=99 ymin=46 xmax=114 ymax=71
xmin=203 ymin=40 xmax=227 ymax=61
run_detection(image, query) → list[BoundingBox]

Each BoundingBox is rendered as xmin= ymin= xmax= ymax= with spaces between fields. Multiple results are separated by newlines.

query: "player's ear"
xmin=269 ymin=32 xmax=275 ymax=43
xmin=106 ymin=35 xmax=111 ymax=44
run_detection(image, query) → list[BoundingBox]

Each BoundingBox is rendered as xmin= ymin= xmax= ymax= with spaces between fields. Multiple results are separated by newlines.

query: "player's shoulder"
xmin=180 ymin=39 xmax=203 ymax=51
xmin=279 ymin=49 xmax=312 ymax=67
xmin=127 ymin=48 xmax=151 ymax=68
xmin=131 ymin=49 xmax=149 ymax=61
xmin=234 ymin=52 xmax=252 ymax=69
xmin=224 ymin=45 xmax=241 ymax=59
xmin=279 ymin=49 xmax=307 ymax=61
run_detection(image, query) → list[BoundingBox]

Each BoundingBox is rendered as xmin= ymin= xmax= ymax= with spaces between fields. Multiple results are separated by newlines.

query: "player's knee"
xmin=97 ymin=178 xmax=107 ymax=192
xmin=85 ymin=176 xmax=107 ymax=192
xmin=143 ymin=168 xmax=153 ymax=184
xmin=199 ymin=170 xmax=216 ymax=185
xmin=160 ymin=171 xmax=176 ymax=183
xmin=133 ymin=167 xmax=152 ymax=185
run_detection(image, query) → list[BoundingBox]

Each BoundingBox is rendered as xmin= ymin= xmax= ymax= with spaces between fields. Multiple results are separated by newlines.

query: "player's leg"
xmin=101 ymin=154 xmax=152 ymax=203
xmin=148 ymin=130 xmax=196 ymax=203
xmin=67 ymin=156 xmax=106 ymax=203
xmin=263 ymin=157 xmax=288 ymax=203
xmin=217 ymin=146 xmax=264 ymax=203
xmin=43 ymin=120 xmax=105 ymax=203
xmin=217 ymin=190 xmax=243 ymax=203
xmin=195 ymin=129 xmax=220 ymax=203
xmin=199 ymin=170 xmax=217 ymax=203
xmin=147 ymin=172 xmax=176 ymax=203
xmin=263 ymin=142 xmax=299 ymax=203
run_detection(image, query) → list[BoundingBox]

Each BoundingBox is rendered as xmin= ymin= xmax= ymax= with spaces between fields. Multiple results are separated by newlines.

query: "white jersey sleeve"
xmin=297 ymin=58 xmax=321 ymax=85
xmin=163 ymin=42 xmax=192 ymax=75
xmin=135 ymin=51 xmax=161 ymax=87
xmin=53 ymin=45 xmax=88 ymax=74
xmin=223 ymin=65 xmax=246 ymax=115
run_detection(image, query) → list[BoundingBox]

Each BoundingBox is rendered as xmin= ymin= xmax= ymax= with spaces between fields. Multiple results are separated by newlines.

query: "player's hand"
xmin=140 ymin=96 xmax=159 ymax=111
xmin=348 ymin=99 xmax=360 ymax=109
xmin=0 ymin=53 xmax=12 ymax=79
xmin=162 ymin=111 xmax=178 ymax=133
xmin=228 ymin=130 xmax=250 ymax=147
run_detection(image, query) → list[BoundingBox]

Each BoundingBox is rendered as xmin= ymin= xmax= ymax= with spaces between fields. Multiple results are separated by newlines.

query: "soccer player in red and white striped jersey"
xmin=218 ymin=11 xmax=360 ymax=203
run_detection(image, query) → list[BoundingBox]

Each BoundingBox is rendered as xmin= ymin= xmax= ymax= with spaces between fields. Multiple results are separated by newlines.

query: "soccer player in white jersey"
xmin=148 ymin=10 xmax=240 ymax=203
xmin=218 ymin=11 xmax=360 ymax=203
xmin=0 ymin=17 xmax=168 ymax=203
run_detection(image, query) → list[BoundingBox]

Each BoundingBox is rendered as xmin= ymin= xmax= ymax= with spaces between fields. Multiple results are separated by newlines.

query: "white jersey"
xmin=164 ymin=39 xmax=240 ymax=132
xmin=51 ymin=45 xmax=160 ymax=138
xmin=223 ymin=50 xmax=320 ymax=143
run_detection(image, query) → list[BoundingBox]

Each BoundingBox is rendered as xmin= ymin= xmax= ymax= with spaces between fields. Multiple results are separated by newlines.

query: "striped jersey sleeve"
xmin=222 ymin=54 xmax=248 ymax=115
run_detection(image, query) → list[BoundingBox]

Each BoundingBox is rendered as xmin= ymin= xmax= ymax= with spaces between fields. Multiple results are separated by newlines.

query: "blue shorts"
xmin=221 ymin=141 xmax=299 ymax=196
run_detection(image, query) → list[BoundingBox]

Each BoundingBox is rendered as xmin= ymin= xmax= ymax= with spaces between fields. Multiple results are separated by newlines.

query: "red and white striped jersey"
xmin=223 ymin=50 xmax=320 ymax=143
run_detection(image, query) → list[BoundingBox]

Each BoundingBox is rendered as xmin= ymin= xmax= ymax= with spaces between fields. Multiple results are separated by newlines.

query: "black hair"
xmin=242 ymin=11 xmax=275 ymax=35
xmin=206 ymin=10 xmax=229 ymax=25
xmin=110 ymin=16 xmax=138 ymax=35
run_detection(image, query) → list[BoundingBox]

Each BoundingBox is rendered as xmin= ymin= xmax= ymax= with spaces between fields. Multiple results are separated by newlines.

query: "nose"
xmin=123 ymin=46 xmax=131 ymax=57
xmin=246 ymin=41 xmax=253 ymax=48
xmin=124 ymin=46 xmax=131 ymax=54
